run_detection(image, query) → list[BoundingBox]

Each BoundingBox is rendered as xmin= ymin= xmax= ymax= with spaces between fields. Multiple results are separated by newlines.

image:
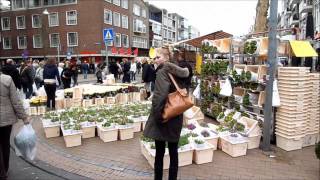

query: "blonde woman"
xmin=143 ymin=47 xmax=189 ymax=180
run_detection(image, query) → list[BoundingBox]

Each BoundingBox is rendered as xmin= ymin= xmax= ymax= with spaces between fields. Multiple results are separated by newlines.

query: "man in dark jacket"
xmin=2 ymin=59 xmax=21 ymax=90
xmin=122 ymin=58 xmax=131 ymax=83
xmin=20 ymin=60 xmax=34 ymax=99
xmin=81 ymin=61 xmax=89 ymax=79
xmin=108 ymin=60 xmax=119 ymax=80
xmin=141 ymin=58 xmax=156 ymax=98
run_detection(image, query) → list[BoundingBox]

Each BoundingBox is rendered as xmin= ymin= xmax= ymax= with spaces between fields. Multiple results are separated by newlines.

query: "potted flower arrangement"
xmin=193 ymin=139 xmax=214 ymax=165
xmin=117 ymin=117 xmax=134 ymax=140
xmin=42 ymin=112 xmax=61 ymax=138
xmin=200 ymin=129 xmax=219 ymax=150
xmin=98 ymin=120 xmax=118 ymax=142
xmin=80 ymin=115 xmax=96 ymax=139
xmin=178 ymin=134 xmax=193 ymax=167
xmin=61 ymin=121 xmax=83 ymax=148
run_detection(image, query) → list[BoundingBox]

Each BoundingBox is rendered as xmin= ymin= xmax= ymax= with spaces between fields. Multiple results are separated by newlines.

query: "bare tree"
xmin=254 ymin=0 xmax=270 ymax=33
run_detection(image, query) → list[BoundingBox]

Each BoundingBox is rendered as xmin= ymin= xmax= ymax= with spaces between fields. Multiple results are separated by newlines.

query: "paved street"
xmin=10 ymin=118 xmax=320 ymax=180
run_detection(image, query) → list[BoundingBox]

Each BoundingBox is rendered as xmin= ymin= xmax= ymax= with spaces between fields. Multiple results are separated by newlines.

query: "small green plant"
xmin=242 ymin=93 xmax=251 ymax=107
xmin=102 ymin=121 xmax=111 ymax=128
xmin=73 ymin=123 xmax=81 ymax=130
xmin=244 ymin=41 xmax=257 ymax=54
xmin=178 ymin=135 xmax=190 ymax=148
xmin=200 ymin=122 xmax=209 ymax=128
xmin=194 ymin=139 xmax=205 ymax=144
xmin=217 ymin=112 xmax=225 ymax=120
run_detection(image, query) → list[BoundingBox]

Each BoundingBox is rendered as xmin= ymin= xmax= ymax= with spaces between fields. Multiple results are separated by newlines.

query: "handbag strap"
xmin=168 ymin=73 xmax=181 ymax=91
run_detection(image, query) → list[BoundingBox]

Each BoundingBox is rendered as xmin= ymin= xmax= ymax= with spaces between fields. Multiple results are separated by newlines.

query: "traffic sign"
xmin=103 ymin=28 xmax=114 ymax=42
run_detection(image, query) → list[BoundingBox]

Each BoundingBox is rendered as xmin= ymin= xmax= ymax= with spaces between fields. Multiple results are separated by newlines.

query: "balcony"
xmin=290 ymin=14 xmax=299 ymax=26
xmin=289 ymin=0 xmax=299 ymax=7
xmin=299 ymin=0 xmax=313 ymax=14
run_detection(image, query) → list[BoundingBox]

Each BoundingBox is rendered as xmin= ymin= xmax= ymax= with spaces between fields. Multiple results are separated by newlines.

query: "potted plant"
xmin=62 ymin=122 xmax=83 ymax=148
xmin=178 ymin=135 xmax=193 ymax=167
xmin=98 ymin=120 xmax=118 ymax=143
xmin=194 ymin=139 xmax=205 ymax=149
xmin=201 ymin=130 xmax=218 ymax=150
xmin=42 ymin=113 xmax=61 ymax=138
xmin=220 ymin=133 xmax=248 ymax=157
xmin=117 ymin=117 xmax=134 ymax=140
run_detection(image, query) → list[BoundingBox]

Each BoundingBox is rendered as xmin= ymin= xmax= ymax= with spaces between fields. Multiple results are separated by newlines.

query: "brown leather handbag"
xmin=162 ymin=73 xmax=194 ymax=122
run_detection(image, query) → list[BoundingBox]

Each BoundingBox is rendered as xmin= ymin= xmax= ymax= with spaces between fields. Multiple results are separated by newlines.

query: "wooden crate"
xmin=220 ymin=136 xmax=248 ymax=157
xmin=37 ymin=106 xmax=46 ymax=115
xmin=106 ymin=97 xmax=116 ymax=105
xmin=193 ymin=144 xmax=214 ymax=164
xmin=44 ymin=126 xmax=60 ymax=138
xmin=55 ymin=99 xmax=65 ymax=110
xmin=82 ymin=99 xmax=93 ymax=108
xmin=81 ymin=126 xmax=96 ymax=138
xmin=99 ymin=127 xmax=118 ymax=142
xmin=178 ymin=148 xmax=193 ymax=167
xmin=133 ymin=121 xmax=142 ymax=132
xmin=95 ymin=98 xmax=105 ymax=106
xmin=72 ymin=87 xmax=83 ymax=99
xmin=258 ymin=65 xmax=268 ymax=80
xmin=247 ymin=134 xmax=261 ymax=149
xmin=73 ymin=98 xmax=82 ymax=107
xmin=276 ymin=134 xmax=303 ymax=151
xmin=258 ymin=91 xmax=265 ymax=107
xmin=63 ymin=133 xmax=82 ymax=147
xmin=118 ymin=127 xmax=134 ymax=140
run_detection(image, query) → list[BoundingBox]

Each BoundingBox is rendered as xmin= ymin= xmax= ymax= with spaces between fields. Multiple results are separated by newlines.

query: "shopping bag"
xmin=55 ymin=90 xmax=65 ymax=99
xmin=272 ymin=79 xmax=281 ymax=107
xmin=33 ymin=83 xmax=38 ymax=96
xmin=192 ymin=83 xmax=201 ymax=99
xmin=37 ymin=86 xmax=46 ymax=96
xmin=220 ymin=78 xmax=232 ymax=97
xmin=14 ymin=124 xmax=37 ymax=161
xmin=17 ymin=89 xmax=26 ymax=100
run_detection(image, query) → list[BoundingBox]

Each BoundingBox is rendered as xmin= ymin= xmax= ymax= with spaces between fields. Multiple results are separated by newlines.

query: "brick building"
xmin=0 ymin=0 xmax=149 ymax=63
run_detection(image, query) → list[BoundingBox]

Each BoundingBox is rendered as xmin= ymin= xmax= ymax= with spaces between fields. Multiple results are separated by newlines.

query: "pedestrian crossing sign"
xmin=103 ymin=28 xmax=114 ymax=42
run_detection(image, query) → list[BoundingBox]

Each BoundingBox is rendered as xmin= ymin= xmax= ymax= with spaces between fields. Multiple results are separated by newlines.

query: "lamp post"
xmin=42 ymin=9 xmax=49 ymax=60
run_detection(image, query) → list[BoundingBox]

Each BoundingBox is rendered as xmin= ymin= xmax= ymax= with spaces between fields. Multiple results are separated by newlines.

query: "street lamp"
xmin=42 ymin=9 xmax=49 ymax=60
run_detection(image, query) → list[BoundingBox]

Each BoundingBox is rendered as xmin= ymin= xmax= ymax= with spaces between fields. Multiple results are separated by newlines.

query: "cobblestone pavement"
xmin=11 ymin=118 xmax=320 ymax=180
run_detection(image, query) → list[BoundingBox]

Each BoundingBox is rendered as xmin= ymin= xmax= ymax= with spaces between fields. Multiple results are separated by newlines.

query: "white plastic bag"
xmin=55 ymin=90 xmax=65 ymax=99
xmin=17 ymin=89 xmax=26 ymax=100
xmin=219 ymin=79 xmax=232 ymax=97
xmin=193 ymin=84 xmax=201 ymax=99
xmin=272 ymin=79 xmax=281 ymax=107
xmin=37 ymin=86 xmax=46 ymax=96
xmin=14 ymin=124 xmax=37 ymax=161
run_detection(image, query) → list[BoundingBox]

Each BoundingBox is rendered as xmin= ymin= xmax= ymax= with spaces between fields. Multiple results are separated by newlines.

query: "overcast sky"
xmin=148 ymin=0 xmax=283 ymax=36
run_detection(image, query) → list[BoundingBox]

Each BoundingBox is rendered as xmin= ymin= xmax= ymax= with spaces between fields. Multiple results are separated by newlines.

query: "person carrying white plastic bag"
xmin=0 ymin=73 xmax=30 ymax=180
xmin=14 ymin=124 xmax=37 ymax=161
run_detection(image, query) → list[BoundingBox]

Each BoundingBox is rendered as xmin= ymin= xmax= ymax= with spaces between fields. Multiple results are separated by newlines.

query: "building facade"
xmin=278 ymin=0 xmax=319 ymax=39
xmin=0 ymin=0 xmax=148 ymax=62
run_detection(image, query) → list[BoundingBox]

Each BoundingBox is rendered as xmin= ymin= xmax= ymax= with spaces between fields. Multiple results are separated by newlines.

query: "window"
xmin=33 ymin=35 xmax=43 ymax=48
xmin=67 ymin=32 xmax=78 ymax=47
xmin=133 ymin=19 xmax=146 ymax=33
xmin=121 ymin=0 xmax=128 ymax=9
xmin=17 ymin=36 xmax=27 ymax=49
xmin=142 ymin=9 xmax=146 ymax=18
xmin=105 ymin=0 xmax=111 ymax=2
xmin=60 ymin=0 xmax=76 ymax=4
xmin=29 ymin=0 xmax=41 ymax=7
xmin=115 ymin=33 xmax=121 ymax=47
xmin=113 ymin=0 xmax=120 ymax=6
xmin=1 ymin=17 xmax=10 ymax=30
xmin=122 ymin=15 xmax=128 ymax=29
xmin=132 ymin=36 xmax=148 ymax=48
xmin=104 ymin=9 xmax=112 ymax=25
xmin=133 ymin=4 xmax=140 ymax=16
xmin=2 ymin=37 xmax=12 ymax=49
xmin=13 ymin=0 xmax=26 ymax=9
xmin=113 ymin=12 xmax=121 ymax=27
xmin=121 ymin=34 xmax=129 ymax=47
xmin=49 ymin=33 xmax=60 ymax=47
xmin=66 ymin=10 xmax=77 ymax=25
xmin=44 ymin=0 xmax=59 ymax=6
xmin=16 ymin=16 xmax=26 ymax=29
xmin=48 ymin=12 xmax=59 ymax=27
xmin=32 ymin=15 xmax=41 ymax=28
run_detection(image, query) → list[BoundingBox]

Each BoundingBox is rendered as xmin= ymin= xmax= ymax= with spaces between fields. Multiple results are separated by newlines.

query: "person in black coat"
xmin=2 ymin=59 xmax=21 ymax=90
xmin=141 ymin=58 xmax=156 ymax=98
xmin=108 ymin=60 xmax=119 ymax=79
xmin=20 ymin=60 xmax=34 ymax=99
xmin=143 ymin=47 xmax=189 ymax=180
xmin=61 ymin=62 xmax=73 ymax=89
xmin=176 ymin=49 xmax=193 ymax=91
xmin=122 ymin=58 xmax=131 ymax=83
